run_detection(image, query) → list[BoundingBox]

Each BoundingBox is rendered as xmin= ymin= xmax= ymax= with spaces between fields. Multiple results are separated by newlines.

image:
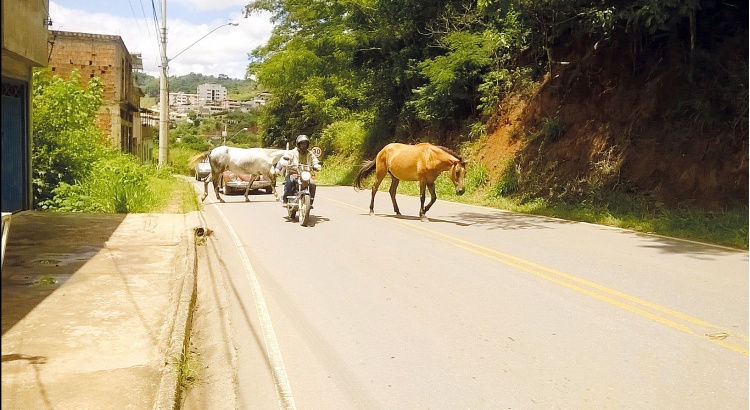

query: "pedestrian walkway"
xmin=1 ymin=211 xmax=200 ymax=409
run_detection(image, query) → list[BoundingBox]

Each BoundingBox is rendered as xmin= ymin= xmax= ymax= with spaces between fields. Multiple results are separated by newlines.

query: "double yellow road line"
xmin=392 ymin=217 xmax=748 ymax=356
xmin=325 ymin=195 xmax=748 ymax=356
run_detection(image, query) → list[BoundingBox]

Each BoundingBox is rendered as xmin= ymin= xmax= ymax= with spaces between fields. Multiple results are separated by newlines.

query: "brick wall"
xmin=48 ymin=31 xmax=143 ymax=155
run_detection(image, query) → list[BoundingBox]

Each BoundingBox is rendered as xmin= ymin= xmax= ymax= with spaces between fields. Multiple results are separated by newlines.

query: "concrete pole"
xmin=158 ymin=0 xmax=169 ymax=166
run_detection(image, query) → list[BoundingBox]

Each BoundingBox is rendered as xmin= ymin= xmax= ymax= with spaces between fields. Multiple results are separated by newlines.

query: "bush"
xmin=40 ymin=153 xmax=158 ymax=213
xmin=319 ymin=119 xmax=366 ymax=157
xmin=540 ymin=117 xmax=564 ymax=141
xmin=493 ymin=159 xmax=520 ymax=197
xmin=32 ymin=69 xmax=108 ymax=205
xmin=169 ymin=146 xmax=203 ymax=177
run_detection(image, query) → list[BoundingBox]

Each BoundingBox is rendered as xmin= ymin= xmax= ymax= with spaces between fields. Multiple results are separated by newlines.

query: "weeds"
xmin=316 ymin=154 xmax=361 ymax=186
xmin=493 ymin=159 xmax=521 ymax=197
xmin=176 ymin=342 xmax=199 ymax=392
xmin=36 ymin=276 xmax=57 ymax=285
xmin=540 ymin=117 xmax=564 ymax=141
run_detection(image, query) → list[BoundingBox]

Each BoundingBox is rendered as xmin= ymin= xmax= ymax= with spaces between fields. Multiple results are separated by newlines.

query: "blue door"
xmin=2 ymin=80 xmax=29 ymax=212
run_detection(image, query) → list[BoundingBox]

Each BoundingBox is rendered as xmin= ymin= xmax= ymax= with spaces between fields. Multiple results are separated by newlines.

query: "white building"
xmin=197 ymin=83 xmax=228 ymax=103
xmin=221 ymin=98 xmax=242 ymax=111
xmin=169 ymin=91 xmax=199 ymax=106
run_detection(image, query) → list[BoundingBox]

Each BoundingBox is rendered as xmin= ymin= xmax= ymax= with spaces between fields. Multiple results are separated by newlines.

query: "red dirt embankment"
xmin=479 ymin=34 xmax=748 ymax=210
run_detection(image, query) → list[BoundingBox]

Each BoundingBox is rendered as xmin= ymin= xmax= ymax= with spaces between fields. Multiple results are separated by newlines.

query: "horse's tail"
xmin=353 ymin=160 xmax=376 ymax=191
xmin=187 ymin=151 xmax=209 ymax=168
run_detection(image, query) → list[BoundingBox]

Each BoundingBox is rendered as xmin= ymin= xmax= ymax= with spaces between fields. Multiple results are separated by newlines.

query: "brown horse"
xmin=354 ymin=143 xmax=466 ymax=221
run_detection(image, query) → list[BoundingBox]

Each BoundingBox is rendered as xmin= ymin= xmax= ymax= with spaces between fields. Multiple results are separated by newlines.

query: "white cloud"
xmin=172 ymin=0 xmax=251 ymax=11
xmin=49 ymin=2 xmax=272 ymax=79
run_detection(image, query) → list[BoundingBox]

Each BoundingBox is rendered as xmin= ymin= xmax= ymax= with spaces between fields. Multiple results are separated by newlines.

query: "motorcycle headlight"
xmin=301 ymin=171 xmax=312 ymax=181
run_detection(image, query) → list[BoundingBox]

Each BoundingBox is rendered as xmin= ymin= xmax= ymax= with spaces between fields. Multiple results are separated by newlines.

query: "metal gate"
xmin=1 ymin=79 xmax=29 ymax=213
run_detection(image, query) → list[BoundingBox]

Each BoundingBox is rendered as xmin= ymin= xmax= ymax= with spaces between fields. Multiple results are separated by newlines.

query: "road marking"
xmin=211 ymin=203 xmax=297 ymax=409
xmin=322 ymin=195 xmax=748 ymax=356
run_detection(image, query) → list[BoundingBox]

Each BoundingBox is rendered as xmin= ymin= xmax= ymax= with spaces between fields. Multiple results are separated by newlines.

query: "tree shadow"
xmin=620 ymin=230 xmax=749 ymax=259
xmin=369 ymin=210 xmax=578 ymax=230
xmin=1 ymin=212 xmax=126 ymax=336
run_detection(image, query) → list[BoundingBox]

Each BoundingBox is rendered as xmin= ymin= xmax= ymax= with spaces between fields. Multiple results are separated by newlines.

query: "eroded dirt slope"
xmin=479 ymin=30 xmax=748 ymax=210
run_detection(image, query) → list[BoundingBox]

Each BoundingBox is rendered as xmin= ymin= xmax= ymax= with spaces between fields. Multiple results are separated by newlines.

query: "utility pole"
xmin=156 ymin=8 xmax=237 ymax=166
xmin=158 ymin=0 xmax=169 ymax=166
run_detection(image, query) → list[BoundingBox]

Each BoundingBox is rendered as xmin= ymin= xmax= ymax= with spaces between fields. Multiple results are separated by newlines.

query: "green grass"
xmin=176 ymin=342 xmax=200 ymax=393
xmin=317 ymin=155 xmax=748 ymax=249
xmin=150 ymin=176 xmax=202 ymax=214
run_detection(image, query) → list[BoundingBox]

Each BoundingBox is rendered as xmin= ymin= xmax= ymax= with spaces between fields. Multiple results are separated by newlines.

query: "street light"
xmin=224 ymin=128 xmax=248 ymax=145
xmin=158 ymin=17 xmax=240 ymax=166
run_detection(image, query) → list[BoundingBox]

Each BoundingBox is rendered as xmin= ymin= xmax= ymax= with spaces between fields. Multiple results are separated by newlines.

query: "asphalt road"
xmin=192 ymin=181 xmax=748 ymax=409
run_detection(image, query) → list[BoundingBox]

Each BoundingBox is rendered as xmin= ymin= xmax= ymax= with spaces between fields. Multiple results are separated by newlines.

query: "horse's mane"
xmin=435 ymin=145 xmax=465 ymax=164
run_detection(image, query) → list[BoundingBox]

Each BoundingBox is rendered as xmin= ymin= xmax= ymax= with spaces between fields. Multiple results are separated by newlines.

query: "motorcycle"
xmin=284 ymin=164 xmax=314 ymax=226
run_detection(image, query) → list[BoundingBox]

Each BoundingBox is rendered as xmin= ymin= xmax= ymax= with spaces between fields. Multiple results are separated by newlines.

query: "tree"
xmin=31 ymin=69 xmax=109 ymax=206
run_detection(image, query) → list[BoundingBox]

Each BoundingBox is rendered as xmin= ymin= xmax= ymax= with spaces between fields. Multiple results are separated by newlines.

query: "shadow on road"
xmin=1 ymin=212 xmax=126 ymax=335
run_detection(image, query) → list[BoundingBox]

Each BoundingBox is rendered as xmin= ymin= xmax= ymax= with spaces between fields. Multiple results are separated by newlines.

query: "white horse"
xmin=188 ymin=146 xmax=287 ymax=203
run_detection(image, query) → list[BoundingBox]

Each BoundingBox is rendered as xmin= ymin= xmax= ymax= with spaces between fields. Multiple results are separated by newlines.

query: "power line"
xmin=137 ymin=0 xmax=161 ymax=73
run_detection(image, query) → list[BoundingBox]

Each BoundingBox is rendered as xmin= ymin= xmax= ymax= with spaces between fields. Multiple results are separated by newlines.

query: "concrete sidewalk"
xmin=1 ymin=211 xmax=201 ymax=409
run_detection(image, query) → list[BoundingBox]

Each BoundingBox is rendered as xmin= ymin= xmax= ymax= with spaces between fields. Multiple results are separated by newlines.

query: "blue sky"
xmin=49 ymin=0 xmax=273 ymax=79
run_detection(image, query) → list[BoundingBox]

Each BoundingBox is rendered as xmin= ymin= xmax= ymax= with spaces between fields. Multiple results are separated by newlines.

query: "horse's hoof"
xmin=219 ymin=199 xmax=226 ymax=203
xmin=369 ymin=210 xmax=375 ymax=216
xmin=420 ymin=215 xmax=429 ymax=222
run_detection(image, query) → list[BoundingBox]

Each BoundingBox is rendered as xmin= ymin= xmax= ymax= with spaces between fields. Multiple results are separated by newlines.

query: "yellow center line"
xmin=324 ymin=196 xmax=748 ymax=356
xmin=395 ymin=218 xmax=748 ymax=356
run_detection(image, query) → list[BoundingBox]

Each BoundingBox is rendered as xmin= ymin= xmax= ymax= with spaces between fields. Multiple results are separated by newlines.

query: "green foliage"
xmin=134 ymin=72 xmax=259 ymax=99
xmin=539 ymin=117 xmax=564 ymax=141
xmin=465 ymin=163 xmax=490 ymax=190
xmin=168 ymin=145 xmax=203 ymax=176
xmin=315 ymin=154 xmax=360 ymax=186
xmin=39 ymin=153 xmax=157 ymax=213
xmin=31 ymin=69 xmax=197 ymax=214
xmin=319 ymin=118 xmax=366 ymax=157
xmin=493 ymin=159 xmax=520 ymax=197
xmin=408 ymin=30 xmax=493 ymax=122
xmin=31 ymin=69 xmax=109 ymax=206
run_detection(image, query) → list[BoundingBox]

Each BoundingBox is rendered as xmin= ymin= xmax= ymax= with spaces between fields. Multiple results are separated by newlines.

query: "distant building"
xmin=197 ymin=83 xmax=227 ymax=103
xmin=169 ymin=91 xmax=199 ymax=107
xmin=2 ymin=0 xmax=50 ymax=212
xmin=221 ymin=98 xmax=241 ymax=111
xmin=47 ymin=30 xmax=150 ymax=160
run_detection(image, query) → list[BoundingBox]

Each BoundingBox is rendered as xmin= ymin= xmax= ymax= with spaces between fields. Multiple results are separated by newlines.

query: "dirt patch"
xmin=477 ymin=100 xmax=525 ymax=176
xmin=479 ymin=32 xmax=748 ymax=209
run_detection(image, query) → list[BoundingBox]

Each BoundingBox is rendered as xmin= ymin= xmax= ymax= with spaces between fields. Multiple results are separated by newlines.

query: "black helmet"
xmin=296 ymin=134 xmax=310 ymax=151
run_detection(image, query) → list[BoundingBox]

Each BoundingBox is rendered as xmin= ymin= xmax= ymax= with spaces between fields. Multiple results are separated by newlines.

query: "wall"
xmin=47 ymin=31 xmax=144 ymax=156
xmin=1 ymin=0 xmax=50 ymax=212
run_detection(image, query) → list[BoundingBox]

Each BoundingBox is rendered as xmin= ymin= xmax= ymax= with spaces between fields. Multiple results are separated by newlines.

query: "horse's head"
xmin=450 ymin=160 xmax=466 ymax=196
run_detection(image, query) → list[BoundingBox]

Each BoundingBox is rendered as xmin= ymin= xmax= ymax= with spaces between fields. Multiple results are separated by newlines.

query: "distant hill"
xmin=134 ymin=72 xmax=261 ymax=101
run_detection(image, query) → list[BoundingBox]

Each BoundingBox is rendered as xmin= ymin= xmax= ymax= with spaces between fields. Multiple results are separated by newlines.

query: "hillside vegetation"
xmin=134 ymin=72 xmax=261 ymax=101
xmin=244 ymin=0 xmax=747 ymax=213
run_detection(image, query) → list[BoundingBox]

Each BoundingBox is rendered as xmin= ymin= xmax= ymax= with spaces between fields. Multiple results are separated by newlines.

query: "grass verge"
xmin=151 ymin=175 xmax=202 ymax=214
xmin=318 ymin=155 xmax=748 ymax=249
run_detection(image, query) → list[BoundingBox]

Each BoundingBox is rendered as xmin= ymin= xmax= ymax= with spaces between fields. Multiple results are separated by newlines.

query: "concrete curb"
xmin=153 ymin=225 xmax=198 ymax=410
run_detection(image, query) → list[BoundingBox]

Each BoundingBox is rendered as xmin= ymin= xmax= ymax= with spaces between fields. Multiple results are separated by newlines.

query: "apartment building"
xmin=169 ymin=91 xmax=200 ymax=106
xmin=47 ymin=30 xmax=149 ymax=159
xmin=197 ymin=83 xmax=227 ymax=103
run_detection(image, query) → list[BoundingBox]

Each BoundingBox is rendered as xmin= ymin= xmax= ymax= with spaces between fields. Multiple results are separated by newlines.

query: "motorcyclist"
xmin=279 ymin=135 xmax=321 ymax=206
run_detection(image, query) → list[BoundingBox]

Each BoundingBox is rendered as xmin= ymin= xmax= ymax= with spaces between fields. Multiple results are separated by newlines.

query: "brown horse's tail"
xmin=187 ymin=151 xmax=209 ymax=169
xmin=353 ymin=160 xmax=376 ymax=191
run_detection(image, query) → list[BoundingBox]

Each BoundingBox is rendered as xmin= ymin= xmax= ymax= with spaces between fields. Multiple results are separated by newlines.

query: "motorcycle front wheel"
xmin=299 ymin=194 xmax=311 ymax=226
